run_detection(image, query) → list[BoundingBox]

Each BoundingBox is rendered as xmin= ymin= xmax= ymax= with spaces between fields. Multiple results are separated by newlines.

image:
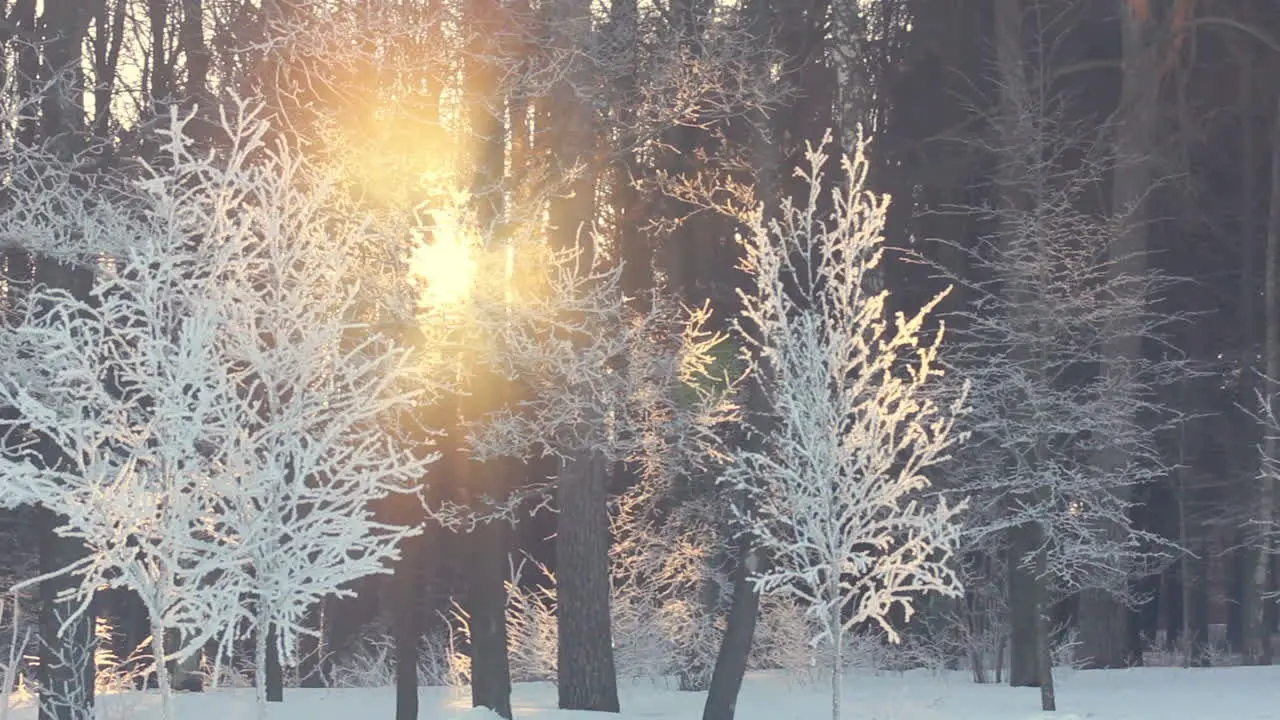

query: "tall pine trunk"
xmin=1006 ymin=524 xmax=1041 ymax=687
xmin=463 ymin=2 xmax=514 ymax=713
xmin=34 ymin=7 xmax=94 ymax=717
xmin=991 ymin=0 xmax=1051 ymax=691
xmin=1077 ymin=1 xmax=1156 ymax=670
xmin=1248 ymin=90 xmax=1280 ymax=666
xmin=555 ymin=451 xmax=618 ymax=712
xmin=393 ymin=530 xmax=423 ymax=720
xmin=545 ymin=0 xmax=618 ymax=712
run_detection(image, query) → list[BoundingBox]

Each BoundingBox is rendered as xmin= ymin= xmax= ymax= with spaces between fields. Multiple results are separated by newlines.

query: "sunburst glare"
xmin=409 ymin=214 xmax=478 ymax=307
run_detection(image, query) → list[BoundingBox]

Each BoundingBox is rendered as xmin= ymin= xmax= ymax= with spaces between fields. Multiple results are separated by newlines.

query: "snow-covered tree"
xmin=0 ymin=101 xmax=437 ymax=720
xmin=726 ymin=132 xmax=966 ymax=720
xmin=925 ymin=61 xmax=1186 ymax=698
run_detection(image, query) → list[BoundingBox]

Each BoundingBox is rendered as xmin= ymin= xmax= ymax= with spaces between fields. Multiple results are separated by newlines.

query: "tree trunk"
xmin=829 ymin=594 xmax=842 ymax=720
xmin=1007 ymin=523 xmax=1040 ymax=687
xmin=545 ymin=0 xmax=616 ymax=711
xmin=35 ymin=5 xmax=94 ymax=712
xmin=555 ymin=450 xmax=619 ymax=712
xmin=608 ymin=0 xmax=649 ymax=302
xmin=465 ymin=513 xmax=512 ymax=719
xmin=1034 ymin=546 xmax=1055 ymax=712
xmin=90 ymin=0 xmax=126 ymax=141
xmin=178 ymin=0 xmax=210 ymax=143
xmin=39 ymin=0 xmax=89 ymax=153
xmin=1186 ymin=549 xmax=1210 ymax=666
xmin=702 ymin=545 xmax=765 ymax=720
xmin=463 ymin=454 xmax=513 ymax=720
xmin=463 ymin=2 xmax=515 ymax=711
xmin=35 ymin=4 xmax=93 ymax=712
xmin=32 ymin=281 xmax=96 ymax=720
xmin=147 ymin=0 xmax=172 ymax=118
xmin=1077 ymin=1 xmax=1156 ymax=671
xmin=1247 ymin=89 xmax=1280 ymax=666
xmin=702 ymin=375 xmax=772 ymax=720
xmin=1227 ymin=542 xmax=1246 ymax=653
xmin=13 ymin=0 xmax=38 ymax=147
xmin=253 ymin=620 xmax=268 ymax=720
xmin=180 ymin=0 xmax=208 ymax=103
xmin=168 ymin=626 xmax=203 ymax=692
xmin=265 ymin=625 xmax=283 ymax=702
xmin=1176 ymin=421 xmax=1198 ymax=667
xmin=150 ymin=620 xmax=173 ymax=720
xmin=393 ymin=531 xmax=423 ymax=720
xmin=991 ymin=0 xmax=1048 ymax=689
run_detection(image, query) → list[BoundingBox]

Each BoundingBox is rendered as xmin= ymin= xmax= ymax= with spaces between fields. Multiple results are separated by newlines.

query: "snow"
xmin=6 ymin=667 xmax=1277 ymax=720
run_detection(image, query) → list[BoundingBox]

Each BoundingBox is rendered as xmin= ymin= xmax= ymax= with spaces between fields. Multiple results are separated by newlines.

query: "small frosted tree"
xmin=0 ymin=101 xmax=437 ymax=720
xmin=725 ymin=132 xmax=965 ymax=720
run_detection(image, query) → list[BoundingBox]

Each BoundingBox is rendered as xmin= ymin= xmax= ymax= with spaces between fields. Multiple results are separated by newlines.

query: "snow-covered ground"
xmin=5 ymin=666 xmax=1278 ymax=720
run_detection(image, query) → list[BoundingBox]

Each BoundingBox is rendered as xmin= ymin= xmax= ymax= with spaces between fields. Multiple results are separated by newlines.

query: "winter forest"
xmin=0 ymin=0 xmax=1277 ymax=719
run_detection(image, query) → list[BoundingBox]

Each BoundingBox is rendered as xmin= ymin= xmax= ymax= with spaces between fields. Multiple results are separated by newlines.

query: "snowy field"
xmin=7 ymin=667 xmax=1279 ymax=720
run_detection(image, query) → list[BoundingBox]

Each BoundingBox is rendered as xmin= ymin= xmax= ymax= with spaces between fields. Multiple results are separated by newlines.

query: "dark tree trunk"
xmin=264 ymin=624 xmax=283 ymax=702
xmin=90 ymin=0 xmax=126 ymax=141
xmin=1227 ymin=541 xmax=1246 ymax=654
xmin=1077 ymin=0 xmax=1157 ymax=674
xmin=701 ymin=364 xmax=773 ymax=720
xmin=38 ymin=0 xmax=89 ymax=153
xmin=14 ymin=0 xmax=38 ymax=147
xmin=545 ymin=0 xmax=616 ymax=712
xmin=1033 ymin=545 xmax=1055 ymax=711
xmin=702 ymin=543 xmax=765 ymax=720
xmin=147 ymin=0 xmax=171 ymax=116
xmin=177 ymin=0 xmax=210 ymax=143
xmin=609 ymin=0 xmax=649 ymax=302
xmin=555 ymin=451 xmax=619 ymax=712
xmin=180 ymin=0 xmax=208 ymax=103
xmin=394 ymin=530 xmax=424 ymax=720
xmin=1245 ymin=88 xmax=1280 ymax=667
xmin=1007 ymin=524 xmax=1040 ymax=688
xmin=29 ymin=275 xmax=92 ymax=720
xmin=459 ymin=427 xmax=512 ymax=720
xmin=462 ymin=1 xmax=514 ymax=713
xmin=466 ymin=480 xmax=512 ymax=719
xmin=1186 ymin=550 xmax=1210 ymax=666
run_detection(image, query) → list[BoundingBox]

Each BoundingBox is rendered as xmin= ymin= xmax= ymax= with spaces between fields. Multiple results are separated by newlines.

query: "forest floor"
xmin=6 ymin=664 xmax=1279 ymax=719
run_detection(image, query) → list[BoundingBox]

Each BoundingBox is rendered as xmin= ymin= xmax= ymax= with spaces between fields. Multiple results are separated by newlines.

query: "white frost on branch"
xmin=0 ymin=100 xmax=437 ymax=718
xmin=724 ymin=131 xmax=965 ymax=720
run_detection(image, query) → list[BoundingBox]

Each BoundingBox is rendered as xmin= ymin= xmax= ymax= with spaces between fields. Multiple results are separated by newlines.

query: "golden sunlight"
xmin=409 ymin=219 xmax=477 ymax=307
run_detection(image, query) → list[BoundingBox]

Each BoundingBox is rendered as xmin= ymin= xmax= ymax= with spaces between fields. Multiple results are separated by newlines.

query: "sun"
xmin=409 ymin=221 xmax=477 ymax=307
